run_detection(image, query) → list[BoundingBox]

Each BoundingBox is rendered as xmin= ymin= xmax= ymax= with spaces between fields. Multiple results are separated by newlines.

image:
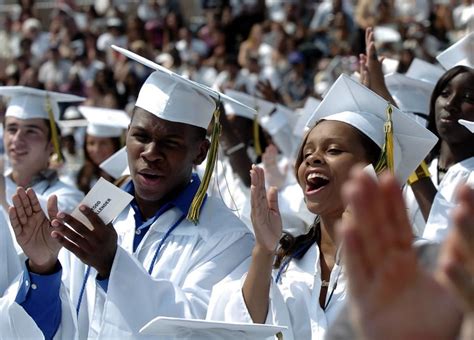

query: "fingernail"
xmin=52 ymin=220 xmax=59 ymax=227
xmin=57 ymin=212 xmax=65 ymax=218
xmin=79 ymin=205 xmax=86 ymax=212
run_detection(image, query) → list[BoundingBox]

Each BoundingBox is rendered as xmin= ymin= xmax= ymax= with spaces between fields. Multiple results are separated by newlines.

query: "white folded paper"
xmin=71 ymin=177 xmax=133 ymax=230
xmin=139 ymin=317 xmax=287 ymax=340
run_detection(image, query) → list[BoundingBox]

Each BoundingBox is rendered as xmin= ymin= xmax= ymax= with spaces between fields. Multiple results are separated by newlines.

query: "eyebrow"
xmin=6 ymin=123 xmax=44 ymax=131
xmin=130 ymin=125 xmax=185 ymax=139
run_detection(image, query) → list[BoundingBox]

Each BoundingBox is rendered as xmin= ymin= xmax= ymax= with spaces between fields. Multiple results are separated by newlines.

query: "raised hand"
xmin=359 ymin=27 xmax=396 ymax=106
xmin=341 ymin=169 xmax=462 ymax=339
xmin=9 ymin=187 xmax=60 ymax=273
xmin=51 ymin=205 xmax=118 ymax=278
xmin=250 ymin=164 xmax=282 ymax=254
xmin=262 ymin=144 xmax=287 ymax=189
xmin=243 ymin=165 xmax=283 ymax=324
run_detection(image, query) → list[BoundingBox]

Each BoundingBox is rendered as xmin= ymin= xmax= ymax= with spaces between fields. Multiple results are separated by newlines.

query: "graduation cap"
xmin=78 ymin=106 xmax=130 ymax=138
xmin=459 ymin=119 xmax=474 ymax=133
xmin=436 ymin=32 xmax=474 ymax=69
xmin=385 ymin=72 xmax=434 ymax=115
xmin=259 ymin=104 xmax=295 ymax=158
xmin=111 ymin=45 xmax=255 ymax=223
xmin=0 ymin=86 xmax=85 ymax=161
xmin=223 ymin=89 xmax=276 ymax=156
xmin=406 ymin=58 xmax=445 ymax=86
xmin=139 ymin=316 xmax=287 ymax=339
xmin=223 ymin=89 xmax=275 ymax=118
xmin=293 ymin=97 xmax=321 ymax=137
xmin=306 ymin=74 xmax=438 ymax=183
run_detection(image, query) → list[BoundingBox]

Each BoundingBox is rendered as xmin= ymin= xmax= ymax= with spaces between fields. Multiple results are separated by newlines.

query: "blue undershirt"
xmin=96 ymin=173 xmax=203 ymax=292
xmin=15 ymin=260 xmax=62 ymax=340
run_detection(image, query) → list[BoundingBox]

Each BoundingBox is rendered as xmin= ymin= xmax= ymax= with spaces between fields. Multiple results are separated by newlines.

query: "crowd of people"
xmin=0 ymin=0 xmax=473 ymax=339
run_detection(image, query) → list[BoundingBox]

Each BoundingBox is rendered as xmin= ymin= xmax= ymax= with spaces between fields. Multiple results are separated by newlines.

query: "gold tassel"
xmin=374 ymin=104 xmax=395 ymax=175
xmin=253 ymin=96 xmax=262 ymax=156
xmin=253 ymin=116 xmax=262 ymax=156
xmin=45 ymin=94 xmax=62 ymax=163
xmin=186 ymin=98 xmax=222 ymax=224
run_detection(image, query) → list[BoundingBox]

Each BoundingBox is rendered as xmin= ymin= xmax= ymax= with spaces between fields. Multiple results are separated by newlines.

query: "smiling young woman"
xmin=207 ymin=75 xmax=438 ymax=340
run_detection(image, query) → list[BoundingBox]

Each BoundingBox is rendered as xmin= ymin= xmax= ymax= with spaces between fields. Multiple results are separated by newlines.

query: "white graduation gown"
xmin=207 ymin=244 xmax=346 ymax=340
xmin=0 ymin=206 xmax=77 ymax=340
xmin=403 ymin=159 xmax=438 ymax=237
xmin=69 ymin=194 xmax=254 ymax=338
xmin=0 ymin=207 xmax=21 ymax=295
xmin=423 ymin=157 xmax=474 ymax=242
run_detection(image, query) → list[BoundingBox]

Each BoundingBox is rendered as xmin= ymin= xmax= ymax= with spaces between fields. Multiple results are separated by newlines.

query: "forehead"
xmin=4 ymin=116 xmax=49 ymax=130
xmin=305 ymin=120 xmax=363 ymax=145
xmin=130 ymin=107 xmax=195 ymax=137
xmin=446 ymin=71 xmax=474 ymax=89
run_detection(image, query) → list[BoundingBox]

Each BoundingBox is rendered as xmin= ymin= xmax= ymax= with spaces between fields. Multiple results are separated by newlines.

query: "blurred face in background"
xmin=86 ymin=135 xmax=117 ymax=166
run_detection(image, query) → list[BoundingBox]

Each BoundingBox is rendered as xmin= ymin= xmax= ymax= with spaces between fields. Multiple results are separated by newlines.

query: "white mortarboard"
xmin=385 ymin=72 xmax=434 ymax=114
xmin=306 ymin=74 xmax=438 ymax=183
xmin=111 ymin=45 xmax=255 ymax=129
xmin=406 ymin=58 xmax=445 ymax=86
xmin=139 ymin=317 xmax=287 ymax=339
xmin=293 ymin=97 xmax=321 ymax=137
xmin=381 ymin=57 xmax=400 ymax=75
xmin=99 ymin=146 xmax=130 ymax=178
xmin=223 ymin=89 xmax=275 ymax=119
xmin=459 ymin=119 xmax=474 ymax=133
xmin=78 ymin=106 xmax=130 ymax=138
xmin=436 ymin=32 xmax=474 ymax=69
xmin=260 ymin=104 xmax=296 ymax=158
xmin=0 ymin=86 xmax=85 ymax=122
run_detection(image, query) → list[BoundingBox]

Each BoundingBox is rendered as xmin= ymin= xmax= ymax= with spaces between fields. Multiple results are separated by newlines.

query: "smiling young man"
xmin=0 ymin=86 xmax=84 ymax=339
xmin=5 ymin=49 xmax=255 ymax=338
xmin=1 ymin=87 xmax=85 ymax=226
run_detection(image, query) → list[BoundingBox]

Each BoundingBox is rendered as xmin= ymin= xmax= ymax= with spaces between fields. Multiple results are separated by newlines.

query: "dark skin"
xmin=14 ymin=108 xmax=210 ymax=278
xmin=243 ymin=121 xmax=371 ymax=323
xmin=412 ymin=71 xmax=474 ymax=221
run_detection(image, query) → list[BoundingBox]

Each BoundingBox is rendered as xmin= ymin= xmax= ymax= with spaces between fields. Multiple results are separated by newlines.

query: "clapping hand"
xmin=51 ymin=206 xmax=118 ymax=278
xmin=9 ymin=188 xmax=60 ymax=273
xmin=250 ymin=164 xmax=282 ymax=254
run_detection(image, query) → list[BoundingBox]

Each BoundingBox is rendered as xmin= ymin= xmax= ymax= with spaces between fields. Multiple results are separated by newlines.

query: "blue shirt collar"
xmin=124 ymin=173 xmax=202 ymax=221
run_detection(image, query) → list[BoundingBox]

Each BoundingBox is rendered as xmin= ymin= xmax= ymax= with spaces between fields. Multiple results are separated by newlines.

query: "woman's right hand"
xmin=250 ymin=164 xmax=282 ymax=254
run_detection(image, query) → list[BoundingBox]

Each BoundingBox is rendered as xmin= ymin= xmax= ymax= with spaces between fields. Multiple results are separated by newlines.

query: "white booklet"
xmin=139 ymin=317 xmax=287 ymax=339
xmin=71 ymin=177 xmax=133 ymax=230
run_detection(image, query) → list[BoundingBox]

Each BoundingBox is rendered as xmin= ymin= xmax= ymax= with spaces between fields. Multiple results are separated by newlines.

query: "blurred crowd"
xmin=0 ymin=0 xmax=472 ymax=115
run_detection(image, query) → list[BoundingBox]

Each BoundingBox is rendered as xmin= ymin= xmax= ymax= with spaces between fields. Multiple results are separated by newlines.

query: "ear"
xmin=193 ymin=139 xmax=210 ymax=166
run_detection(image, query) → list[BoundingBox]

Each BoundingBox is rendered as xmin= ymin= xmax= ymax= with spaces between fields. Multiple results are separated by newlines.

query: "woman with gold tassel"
xmin=207 ymin=74 xmax=438 ymax=340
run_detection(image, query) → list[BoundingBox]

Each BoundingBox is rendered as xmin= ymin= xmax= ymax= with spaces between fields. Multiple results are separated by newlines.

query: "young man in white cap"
xmin=6 ymin=48 xmax=255 ymax=338
xmin=0 ymin=86 xmax=84 ymax=339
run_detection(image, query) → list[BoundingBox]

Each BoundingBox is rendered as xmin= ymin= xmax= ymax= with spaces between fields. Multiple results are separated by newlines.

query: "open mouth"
xmin=306 ymin=173 xmax=330 ymax=193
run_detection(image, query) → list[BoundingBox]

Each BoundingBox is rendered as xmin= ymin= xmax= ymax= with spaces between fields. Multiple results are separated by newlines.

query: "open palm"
xmin=9 ymin=187 xmax=61 ymax=269
xmin=250 ymin=165 xmax=282 ymax=253
xmin=342 ymin=170 xmax=462 ymax=339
